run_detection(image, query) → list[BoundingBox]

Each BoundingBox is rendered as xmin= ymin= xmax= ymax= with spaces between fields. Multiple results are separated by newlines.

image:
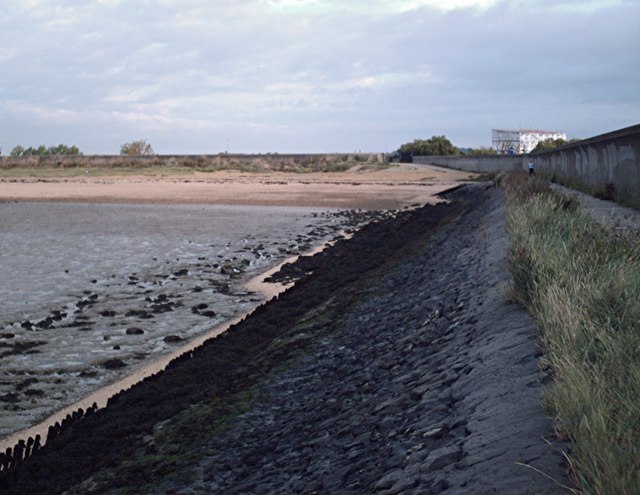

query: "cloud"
xmin=264 ymin=0 xmax=500 ymax=13
xmin=0 ymin=0 xmax=637 ymax=153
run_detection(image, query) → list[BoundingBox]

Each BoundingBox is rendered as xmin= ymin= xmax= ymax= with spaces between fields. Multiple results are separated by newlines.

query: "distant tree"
xmin=10 ymin=145 xmax=25 ymax=157
xmin=532 ymin=137 xmax=581 ymax=153
xmin=46 ymin=144 xmax=81 ymax=155
xmin=120 ymin=139 xmax=154 ymax=156
xmin=466 ymin=146 xmax=498 ymax=155
xmin=398 ymin=135 xmax=459 ymax=156
xmin=9 ymin=144 xmax=81 ymax=157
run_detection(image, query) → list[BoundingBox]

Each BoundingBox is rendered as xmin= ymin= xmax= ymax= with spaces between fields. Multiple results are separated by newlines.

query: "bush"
xmin=120 ymin=140 xmax=154 ymax=156
xmin=398 ymin=135 xmax=459 ymax=156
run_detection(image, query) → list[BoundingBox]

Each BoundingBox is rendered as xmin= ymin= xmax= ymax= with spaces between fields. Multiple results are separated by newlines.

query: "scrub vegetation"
xmin=0 ymin=153 xmax=389 ymax=177
xmin=503 ymin=172 xmax=640 ymax=495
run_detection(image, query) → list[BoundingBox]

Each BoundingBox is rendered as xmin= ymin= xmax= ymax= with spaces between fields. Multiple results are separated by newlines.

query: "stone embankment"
xmin=148 ymin=186 xmax=570 ymax=494
xmin=0 ymin=185 xmax=570 ymax=494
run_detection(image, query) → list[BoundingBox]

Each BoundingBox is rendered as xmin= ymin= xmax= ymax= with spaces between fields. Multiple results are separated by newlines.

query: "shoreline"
xmin=0 ymin=165 xmax=474 ymax=210
xmin=0 ymin=234 xmax=341 ymax=453
xmin=0 ymin=177 xmax=454 ymax=449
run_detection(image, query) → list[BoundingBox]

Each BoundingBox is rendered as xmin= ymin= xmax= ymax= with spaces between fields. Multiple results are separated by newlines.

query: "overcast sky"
xmin=0 ymin=0 xmax=638 ymax=154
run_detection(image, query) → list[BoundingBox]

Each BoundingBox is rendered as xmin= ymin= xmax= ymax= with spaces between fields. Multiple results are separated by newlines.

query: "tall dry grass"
xmin=503 ymin=172 xmax=640 ymax=495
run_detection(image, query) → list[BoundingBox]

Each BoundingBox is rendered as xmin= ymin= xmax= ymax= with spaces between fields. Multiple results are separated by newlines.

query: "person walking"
xmin=528 ymin=160 xmax=535 ymax=176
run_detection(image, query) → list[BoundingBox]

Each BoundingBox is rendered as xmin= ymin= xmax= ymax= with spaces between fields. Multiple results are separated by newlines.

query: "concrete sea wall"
xmin=413 ymin=154 xmax=525 ymax=173
xmin=415 ymin=124 xmax=640 ymax=202
xmin=532 ymin=124 xmax=640 ymax=202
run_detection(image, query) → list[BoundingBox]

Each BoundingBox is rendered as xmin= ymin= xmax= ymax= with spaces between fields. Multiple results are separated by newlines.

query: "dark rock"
xmin=0 ymin=392 xmax=20 ymax=403
xmin=424 ymin=445 xmax=463 ymax=471
xmin=102 ymin=358 xmax=127 ymax=369
xmin=125 ymin=309 xmax=154 ymax=319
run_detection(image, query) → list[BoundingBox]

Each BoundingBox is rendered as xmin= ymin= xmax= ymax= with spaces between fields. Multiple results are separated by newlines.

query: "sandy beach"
xmin=0 ymin=164 xmax=474 ymax=209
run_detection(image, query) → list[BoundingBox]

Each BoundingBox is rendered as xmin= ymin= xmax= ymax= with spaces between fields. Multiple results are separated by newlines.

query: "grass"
xmin=502 ymin=172 xmax=640 ymax=495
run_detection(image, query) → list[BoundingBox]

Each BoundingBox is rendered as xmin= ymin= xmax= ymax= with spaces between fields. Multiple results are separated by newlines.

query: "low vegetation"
xmin=464 ymin=146 xmax=497 ymax=155
xmin=544 ymin=174 xmax=640 ymax=211
xmin=503 ymin=172 xmax=640 ymax=495
xmin=0 ymin=154 xmax=389 ymax=177
xmin=120 ymin=139 xmax=154 ymax=156
xmin=532 ymin=137 xmax=581 ymax=152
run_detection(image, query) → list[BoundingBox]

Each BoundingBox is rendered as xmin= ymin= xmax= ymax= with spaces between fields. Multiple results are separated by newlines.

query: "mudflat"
xmin=0 ymin=164 xmax=466 ymax=447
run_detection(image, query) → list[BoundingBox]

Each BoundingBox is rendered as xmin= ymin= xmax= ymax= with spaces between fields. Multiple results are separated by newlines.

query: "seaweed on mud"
xmin=0 ymin=341 xmax=46 ymax=359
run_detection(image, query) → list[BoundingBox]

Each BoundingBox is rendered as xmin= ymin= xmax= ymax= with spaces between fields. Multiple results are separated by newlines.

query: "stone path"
xmin=148 ymin=186 xmax=570 ymax=495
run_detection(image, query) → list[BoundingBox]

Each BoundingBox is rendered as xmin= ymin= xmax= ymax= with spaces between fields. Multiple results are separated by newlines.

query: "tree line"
xmin=397 ymin=136 xmax=499 ymax=156
xmin=397 ymin=135 xmax=581 ymax=156
xmin=9 ymin=144 xmax=82 ymax=157
xmin=4 ymin=140 xmax=155 ymax=157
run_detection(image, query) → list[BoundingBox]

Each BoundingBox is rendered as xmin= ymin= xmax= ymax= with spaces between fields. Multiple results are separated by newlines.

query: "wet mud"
xmin=0 ymin=202 xmax=388 ymax=438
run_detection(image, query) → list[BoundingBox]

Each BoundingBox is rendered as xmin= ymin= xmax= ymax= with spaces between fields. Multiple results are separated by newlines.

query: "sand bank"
xmin=0 ymin=164 xmax=474 ymax=209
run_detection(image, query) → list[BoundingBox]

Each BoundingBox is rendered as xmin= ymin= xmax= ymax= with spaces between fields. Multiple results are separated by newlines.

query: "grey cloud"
xmin=0 ymin=0 xmax=637 ymax=153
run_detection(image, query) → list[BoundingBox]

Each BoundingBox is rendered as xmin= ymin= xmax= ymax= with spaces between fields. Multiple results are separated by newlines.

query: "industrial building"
xmin=492 ymin=128 xmax=566 ymax=154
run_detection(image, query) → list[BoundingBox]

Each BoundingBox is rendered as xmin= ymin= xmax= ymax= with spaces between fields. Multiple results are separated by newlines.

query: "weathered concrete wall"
xmin=413 ymin=155 xmax=525 ymax=172
xmin=532 ymin=124 xmax=640 ymax=202
xmin=414 ymin=124 xmax=640 ymax=202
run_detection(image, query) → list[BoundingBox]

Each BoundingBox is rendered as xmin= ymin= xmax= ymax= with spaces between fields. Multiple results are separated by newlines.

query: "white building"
xmin=492 ymin=129 xmax=566 ymax=154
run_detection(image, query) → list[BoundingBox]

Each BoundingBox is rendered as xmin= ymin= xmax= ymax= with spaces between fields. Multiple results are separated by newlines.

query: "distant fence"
xmin=414 ymin=124 xmax=640 ymax=203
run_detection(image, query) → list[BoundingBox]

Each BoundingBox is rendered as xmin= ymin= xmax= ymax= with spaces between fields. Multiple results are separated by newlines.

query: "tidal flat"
xmin=0 ymin=201 xmax=376 ymax=438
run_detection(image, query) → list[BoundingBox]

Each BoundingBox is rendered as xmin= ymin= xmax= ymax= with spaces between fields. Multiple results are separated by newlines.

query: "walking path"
xmin=552 ymin=184 xmax=640 ymax=235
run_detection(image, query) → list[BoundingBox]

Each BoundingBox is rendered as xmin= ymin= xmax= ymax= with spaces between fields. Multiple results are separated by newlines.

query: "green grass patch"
xmin=503 ymin=172 xmax=640 ymax=495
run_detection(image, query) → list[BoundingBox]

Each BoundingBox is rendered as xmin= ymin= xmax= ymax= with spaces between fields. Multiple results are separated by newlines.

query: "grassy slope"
xmin=503 ymin=173 xmax=640 ymax=495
